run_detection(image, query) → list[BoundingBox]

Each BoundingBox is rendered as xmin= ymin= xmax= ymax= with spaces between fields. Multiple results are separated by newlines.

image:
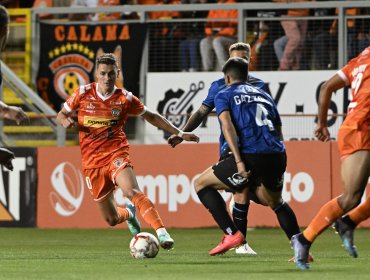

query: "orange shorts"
xmin=337 ymin=125 xmax=370 ymax=158
xmin=84 ymin=152 xmax=132 ymax=202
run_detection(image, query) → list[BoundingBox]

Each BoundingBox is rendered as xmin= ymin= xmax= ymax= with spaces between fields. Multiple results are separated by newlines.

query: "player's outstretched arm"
xmin=314 ymin=74 xmax=345 ymax=142
xmin=0 ymin=101 xmax=29 ymax=125
xmin=167 ymin=104 xmax=211 ymax=147
xmin=57 ymin=107 xmax=75 ymax=129
xmin=142 ymin=108 xmax=199 ymax=143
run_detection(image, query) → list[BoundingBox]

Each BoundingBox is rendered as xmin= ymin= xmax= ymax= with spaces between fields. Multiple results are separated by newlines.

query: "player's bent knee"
xmin=194 ymin=177 xmax=205 ymax=193
xmin=105 ymin=216 xmax=119 ymax=227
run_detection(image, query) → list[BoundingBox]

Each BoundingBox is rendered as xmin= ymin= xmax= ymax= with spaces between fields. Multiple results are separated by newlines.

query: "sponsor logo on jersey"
xmin=84 ymin=116 xmax=118 ymax=127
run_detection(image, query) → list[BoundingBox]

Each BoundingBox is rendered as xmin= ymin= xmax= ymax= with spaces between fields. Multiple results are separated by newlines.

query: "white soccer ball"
xmin=129 ymin=232 xmax=160 ymax=259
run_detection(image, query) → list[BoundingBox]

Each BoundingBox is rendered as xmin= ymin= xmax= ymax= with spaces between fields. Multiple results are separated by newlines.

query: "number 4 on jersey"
xmin=255 ymin=104 xmax=274 ymax=131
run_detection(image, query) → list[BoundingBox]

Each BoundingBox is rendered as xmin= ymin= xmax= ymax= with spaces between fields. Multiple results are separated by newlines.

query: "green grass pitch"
xmin=0 ymin=228 xmax=369 ymax=280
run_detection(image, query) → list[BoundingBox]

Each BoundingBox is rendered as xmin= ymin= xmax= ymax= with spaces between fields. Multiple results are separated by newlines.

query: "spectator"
xmin=273 ymin=35 xmax=288 ymax=65
xmin=273 ymin=0 xmax=311 ymax=70
xmin=199 ymin=0 xmax=237 ymax=71
xmin=148 ymin=0 xmax=184 ymax=71
xmin=312 ymin=7 xmax=363 ymax=70
xmin=178 ymin=0 xmax=207 ymax=72
xmin=120 ymin=0 xmax=140 ymax=20
xmin=311 ymin=7 xmax=336 ymax=69
xmin=69 ymin=0 xmax=121 ymax=21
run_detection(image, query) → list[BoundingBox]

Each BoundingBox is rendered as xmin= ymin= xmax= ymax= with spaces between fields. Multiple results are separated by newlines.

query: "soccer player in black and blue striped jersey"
xmin=193 ymin=57 xmax=302 ymax=256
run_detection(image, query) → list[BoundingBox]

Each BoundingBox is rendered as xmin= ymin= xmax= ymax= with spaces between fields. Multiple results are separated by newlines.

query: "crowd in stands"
xmin=5 ymin=0 xmax=370 ymax=72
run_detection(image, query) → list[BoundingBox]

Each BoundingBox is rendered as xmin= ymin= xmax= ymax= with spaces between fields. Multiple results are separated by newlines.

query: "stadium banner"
xmin=36 ymin=22 xmax=147 ymax=110
xmin=0 ymin=148 xmax=37 ymax=227
xmin=144 ymin=71 xmax=349 ymax=143
xmin=36 ymin=142 xmax=366 ymax=228
xmin=330 ymin=143 xmax=370 ymax=228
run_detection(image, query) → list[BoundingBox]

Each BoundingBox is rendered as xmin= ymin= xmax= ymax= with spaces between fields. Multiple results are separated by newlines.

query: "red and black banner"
xmin=0 ymin=148 xmax=37 ymax=227
xmin=36 ymin=22 xmax=147 ymax=110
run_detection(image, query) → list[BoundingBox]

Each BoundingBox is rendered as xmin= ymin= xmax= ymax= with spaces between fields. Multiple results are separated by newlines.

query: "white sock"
xmin=126 ymin=206 xmax=133 ymax=219
xmin=156 ymin=227 xmax=168 ymax=236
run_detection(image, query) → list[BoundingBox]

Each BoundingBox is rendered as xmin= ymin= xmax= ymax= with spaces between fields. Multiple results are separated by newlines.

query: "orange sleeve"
xmin=65 ymin=86 xmax=82 ymax=112
xmin=128 ymin=94 xmax=145 ymax=115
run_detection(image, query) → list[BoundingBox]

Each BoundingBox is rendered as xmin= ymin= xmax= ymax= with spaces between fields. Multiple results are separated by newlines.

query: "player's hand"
xmin=5 ymin=106 xmax=29 ymax=125
xmin=168 ymin=134 xmax=184 ymax=148
xmin=60 ymin=117 xmax=75 ymax=128
xmin=314 ymin=125 xmax=330 ymax=142
xmin=236 ymin=161 xmax=251 ymax=178
xmin=0 ymin=147 xmax=15 ymax=171
xmin=181 ymin=132 xmax=199 ymax=143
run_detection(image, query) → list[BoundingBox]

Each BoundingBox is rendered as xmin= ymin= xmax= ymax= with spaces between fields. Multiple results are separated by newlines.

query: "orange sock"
xmin=303 ymin=198 xmax=344 ymax=242
xmin=348 ymin=196 xmax=370 ymax=225
xmin=132 ymin=192 xmax=164 ymax=230
xmin=117 ymin=207 xmax=130 ymax=224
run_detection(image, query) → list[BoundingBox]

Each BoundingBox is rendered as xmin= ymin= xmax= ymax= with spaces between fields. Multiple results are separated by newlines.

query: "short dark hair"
xmin=229 ymin=42 xmax=251 ymax=53
xmin=96 ymin=53 xmax=118 ymax=68
xmin=222 ymin=57 xmax=249 ymax=82
xmin=0 ymin=5 xmax=9 ymax=27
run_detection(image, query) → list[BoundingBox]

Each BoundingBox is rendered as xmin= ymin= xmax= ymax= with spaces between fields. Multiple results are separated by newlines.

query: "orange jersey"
xmin=337 ymin=47 xmax=370 ymax=155
xmin=64 ymin=82 xmax=145 ymax=169
xmin=338 ymin=47 xmax=370 ymax=131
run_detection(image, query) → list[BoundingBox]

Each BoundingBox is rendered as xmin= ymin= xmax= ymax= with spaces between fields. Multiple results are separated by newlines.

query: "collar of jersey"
xmin=96 ymin=83 xmax=117 ymax=101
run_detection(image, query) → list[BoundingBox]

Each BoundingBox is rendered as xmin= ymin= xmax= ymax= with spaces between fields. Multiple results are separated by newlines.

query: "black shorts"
xmin=212 ymin=152 xmax=287 ymax=193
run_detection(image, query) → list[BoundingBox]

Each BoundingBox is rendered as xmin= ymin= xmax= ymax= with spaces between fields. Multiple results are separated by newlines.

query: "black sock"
xmin=197 ymin=187 xmax=238 ymax=235
xmin=232 ymin=203 xmax=249 ymax=237
xmin=342 ymin=215 xmax=357 ymax=229
xmin=298 ymin=232 xmax=312 ymax=246
xmin=273 ymin=201 xmax=300 ymax=240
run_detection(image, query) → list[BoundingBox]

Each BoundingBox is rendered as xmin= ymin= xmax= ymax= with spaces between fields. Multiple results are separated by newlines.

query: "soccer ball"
xmin=129 ymin=232 xmax=160 ymax=259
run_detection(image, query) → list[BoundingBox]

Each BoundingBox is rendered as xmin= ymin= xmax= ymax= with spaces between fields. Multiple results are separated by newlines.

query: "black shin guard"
xmin=232 ymin=203 xmax=249 ymax=237
xmin=274 ymin=201 xmax=300 ymax=240
xmin=197 ymin=187 xmax=238 ymax=235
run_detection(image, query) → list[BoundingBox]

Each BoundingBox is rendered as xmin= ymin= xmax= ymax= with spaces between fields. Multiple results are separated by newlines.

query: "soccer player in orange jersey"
xmin=291 ymin=47 xmax=370 ymax=270
xmin=57 ymin=53 xmax=199 ymax=249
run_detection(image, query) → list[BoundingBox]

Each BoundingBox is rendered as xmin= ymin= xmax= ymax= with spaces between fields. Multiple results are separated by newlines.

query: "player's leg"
xmin=231 ymin=190 xmax=257 ymax=255
xmin=333 ymin=151 xmax=370 ymax=257
xmin=195 ymin=166 xmax=245 ymax=255
xmin=115 ymin=166 xmax=174 ymax=250
xmin=303 ymin=150 xmax=369 ymax=243
xmin=335 ymin=195 xmax=370 ymax=258
xmin=293 ymin=150 xmax=370 ymax=269
xmin=84 ymin=167 xmax=139 ymax=235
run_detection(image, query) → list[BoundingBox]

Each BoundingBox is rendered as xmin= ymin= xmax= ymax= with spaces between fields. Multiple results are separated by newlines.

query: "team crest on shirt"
xmin=113 ymin=158 xmax=123 ymax=168
xmin=111 ymin=108 xmax=121 ymax=118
